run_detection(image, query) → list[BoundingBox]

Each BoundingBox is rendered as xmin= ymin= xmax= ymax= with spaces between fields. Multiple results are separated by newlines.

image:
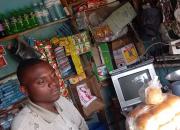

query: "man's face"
xmin=22 ymin=62 xmax=60 ymax=104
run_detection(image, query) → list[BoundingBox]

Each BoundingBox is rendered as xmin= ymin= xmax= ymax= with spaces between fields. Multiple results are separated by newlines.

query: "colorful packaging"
xmin=97 ymin=65 xmax=109 ymax=81
xmin=121 ymin=43 xmax=139 ymax=65
xmin=76 ymin=83 xmax=97 ymax=107
xmin=99 ymin=43 xmax=114 ymax=72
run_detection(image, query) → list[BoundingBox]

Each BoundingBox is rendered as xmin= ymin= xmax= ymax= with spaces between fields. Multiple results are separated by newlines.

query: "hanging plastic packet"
xmin=139 ymin=76 xmax=165 ymax=105
xmin=76 ymin=83 xmax=97 ymax=107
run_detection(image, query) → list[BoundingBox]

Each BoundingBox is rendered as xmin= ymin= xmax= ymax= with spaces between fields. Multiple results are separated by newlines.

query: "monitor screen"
xmin=118 ymin=69 xmax=151 ymax=101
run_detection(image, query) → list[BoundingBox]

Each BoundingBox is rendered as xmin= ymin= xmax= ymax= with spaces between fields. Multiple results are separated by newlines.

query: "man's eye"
xmin=37 ymin=79 xmax=45 ymax=85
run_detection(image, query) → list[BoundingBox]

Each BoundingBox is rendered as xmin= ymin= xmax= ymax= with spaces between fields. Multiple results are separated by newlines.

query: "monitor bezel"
xmin=111 ymin=63 xmax=157 ymax=110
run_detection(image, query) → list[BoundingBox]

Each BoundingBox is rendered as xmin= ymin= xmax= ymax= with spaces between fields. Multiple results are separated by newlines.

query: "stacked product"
xmin=72 ymin=31 xmax=91 ymax=55
xmin=0 ymin=8 xmax=39 ymax=36
xmin=54 ymin=46 xmax=74 ymax=78
xmin=0 ymin=113 xmax=14 ymax=129
xmin=0 ymin=79 xmax=26 ymax=110
xmin=43 ymin=0 xmax=67 ymax=21
xmin=56 ymin=22 xmax=73 ymax=37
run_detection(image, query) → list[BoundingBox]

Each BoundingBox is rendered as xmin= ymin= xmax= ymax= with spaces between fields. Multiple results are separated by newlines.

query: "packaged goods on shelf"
xmin=0 ymin=79 xmax=26 ymax=110
xmin=98 ymin=43 xmax=114 ymax=72
xmin=54 ymin=46 xmax=74 ymax=78
xmin=0 ymin=113 xmax=14 ymax=129
xmin=43 ymin=0 xmax=66 ymax=21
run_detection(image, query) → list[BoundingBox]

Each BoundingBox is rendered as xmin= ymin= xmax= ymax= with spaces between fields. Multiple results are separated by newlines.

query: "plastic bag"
xmin=139 ymin=76 xmax=164 ymax=105
xmin=76 ymin=83 xmax=97 ymax=107
xmin=145 ymin=76 xmax=165 ymax=105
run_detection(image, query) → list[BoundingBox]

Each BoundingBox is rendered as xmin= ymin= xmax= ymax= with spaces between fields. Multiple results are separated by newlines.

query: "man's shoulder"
xmin=11 ymin=106 xmax=34 ymax=130
xmin=56 ymin=96 xmax=73 ymax=107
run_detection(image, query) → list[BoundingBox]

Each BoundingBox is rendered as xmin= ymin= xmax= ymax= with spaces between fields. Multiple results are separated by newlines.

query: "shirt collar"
xmin=27 ymin=100 xmax=59 ymax=123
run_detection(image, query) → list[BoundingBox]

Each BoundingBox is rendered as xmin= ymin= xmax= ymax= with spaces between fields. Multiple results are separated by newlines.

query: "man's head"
xmin=17 ymin=58 xmax=60 ymax=104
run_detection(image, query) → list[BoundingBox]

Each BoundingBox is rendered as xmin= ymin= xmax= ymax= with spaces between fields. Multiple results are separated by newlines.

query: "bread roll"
xmin=131 ymin=94 xmax=180 ymax=130
xmin=150 ymin=95 xmax=180 ymax=126
xmin=136 ymin=113 xmax=158 ymax=130
xmin=173 ymin=113 xmax=180 ymax=129
xmin=158 ymin=121 xmax=176 ymax=130
xmin=145 ymin=87 xmax=164 ymax=105
xmin=127 ymin=104 xmax=153 ymax=130
xmin=128 ymin=104 xmax=153 ymax=118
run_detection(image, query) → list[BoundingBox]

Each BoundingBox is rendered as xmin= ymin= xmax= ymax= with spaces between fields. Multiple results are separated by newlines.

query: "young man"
xmin=11 ymin=58 xmax=88 ymax=130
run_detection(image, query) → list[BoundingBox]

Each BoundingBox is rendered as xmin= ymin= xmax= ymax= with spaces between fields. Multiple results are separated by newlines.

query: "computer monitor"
xmin=110 ymin=61 xmax=157 ymax=111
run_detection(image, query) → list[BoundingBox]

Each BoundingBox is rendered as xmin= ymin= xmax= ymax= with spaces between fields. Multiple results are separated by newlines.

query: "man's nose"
xmin=48 ymin=77 xmax=58 ymax=88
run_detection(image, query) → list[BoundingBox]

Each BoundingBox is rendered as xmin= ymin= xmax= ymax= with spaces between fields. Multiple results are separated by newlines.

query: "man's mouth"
xmin=52 ymin=89 xmax=60 ymax=95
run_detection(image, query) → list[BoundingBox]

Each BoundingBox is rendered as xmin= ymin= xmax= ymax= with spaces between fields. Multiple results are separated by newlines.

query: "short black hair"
xmin=16 ymin=58 xmax=47 ymax=85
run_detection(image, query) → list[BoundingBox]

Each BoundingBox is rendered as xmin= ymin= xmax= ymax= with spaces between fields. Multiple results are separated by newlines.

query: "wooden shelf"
xmin=0 ymin=17 xmax=71 ymax=42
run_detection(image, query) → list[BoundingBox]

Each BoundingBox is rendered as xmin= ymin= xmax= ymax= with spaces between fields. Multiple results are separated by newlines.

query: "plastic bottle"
xmin=43 ymin=0 xmax=58 ymax=21
xmin=15 ymin=10 xmax=24 ymax=32
xmin=9 ymin=11 xmax=19 ymax=33
xmin=39 ymin=2 xmax=50 ymax=23
xmin=27 ymin=7 xmax=39 ymax=27
xmin=33 ymin=3 xmax=44 ymax=25
xmin=53 ymin=0 xmax=66 ymax=19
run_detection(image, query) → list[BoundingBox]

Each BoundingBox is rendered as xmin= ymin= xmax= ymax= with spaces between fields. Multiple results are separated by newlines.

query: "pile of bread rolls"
xmin=126 ymin=86 xmax=180 ymax=130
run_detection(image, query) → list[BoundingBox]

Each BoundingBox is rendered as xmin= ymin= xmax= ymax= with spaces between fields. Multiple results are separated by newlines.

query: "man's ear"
xmin=20 ymin=85 xmax=28 ymax=96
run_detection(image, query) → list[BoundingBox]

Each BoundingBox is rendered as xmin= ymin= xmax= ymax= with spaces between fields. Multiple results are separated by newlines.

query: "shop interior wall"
xmin=0 ymin=0 xmax=67 ymax=79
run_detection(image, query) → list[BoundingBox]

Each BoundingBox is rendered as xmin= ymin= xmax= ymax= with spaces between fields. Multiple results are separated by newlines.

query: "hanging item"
xmin=98 ymin=43 xmax=114 ymax=72
xmin=76 ymin=83 xmax=97 ymax=107
xmin=68 ymin=36 xmax=85 ymax=75
xmin=90 ymin=2 xmax=136 ymax=42
xmin=159 ymin=0 xmax=174 ymax=23
xmin=0 ymin=56 xmax=7 ymax=69
xmin=54 ymin=46 xmax=74 ymax=78
xmin=97 ymin=65 xmax=109 ymax=81
xmin=121 ymin=43 xmax=139 ymax=65
xmin=33 ymin=39 xmax=68 ymax=97
xmin=51 ymin=31 xmax=91 ymax=78
xmin=0 ymin=45 xmax=5 ymax=55
xmin=172 ymin=0 xmax=180 ymax=37
xmin=7 ymin=39 xmax=41 ymax=60
xmin=174 ymin=0 xmax=180 ymax=23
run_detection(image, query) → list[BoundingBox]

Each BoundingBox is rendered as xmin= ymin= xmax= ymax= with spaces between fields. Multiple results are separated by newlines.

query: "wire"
xmin=141 ymin=42 xmax=170 ymax=57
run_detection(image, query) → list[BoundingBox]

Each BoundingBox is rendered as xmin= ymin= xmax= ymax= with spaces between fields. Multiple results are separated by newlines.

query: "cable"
xmin=141 ymin=42 xmax=170 ymax=57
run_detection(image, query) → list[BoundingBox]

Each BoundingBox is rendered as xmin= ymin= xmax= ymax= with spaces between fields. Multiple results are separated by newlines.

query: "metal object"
xmin=171 ymin=81 xmax=180 ymax=96
xmin=165 ymin=70 xmax=180 ymax=81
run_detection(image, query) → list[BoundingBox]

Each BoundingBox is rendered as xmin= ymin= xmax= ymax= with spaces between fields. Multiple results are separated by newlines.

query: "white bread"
xmin=136 ymin=112 xmax=158 ymax=130
xmin=145 ymin=87 xmax=164 ymax=105
xmin=130 ymin=94 xmax=180 ymax=130
xmin=173 ymin=113 xmax=180 ymax=129
xmin=158 ymin=121 xmax=176 ymax=130
xmin=128 ymin=104 xmax=153 ymax=118
xmin=150 ymin=95 xmax=180 ymax=126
